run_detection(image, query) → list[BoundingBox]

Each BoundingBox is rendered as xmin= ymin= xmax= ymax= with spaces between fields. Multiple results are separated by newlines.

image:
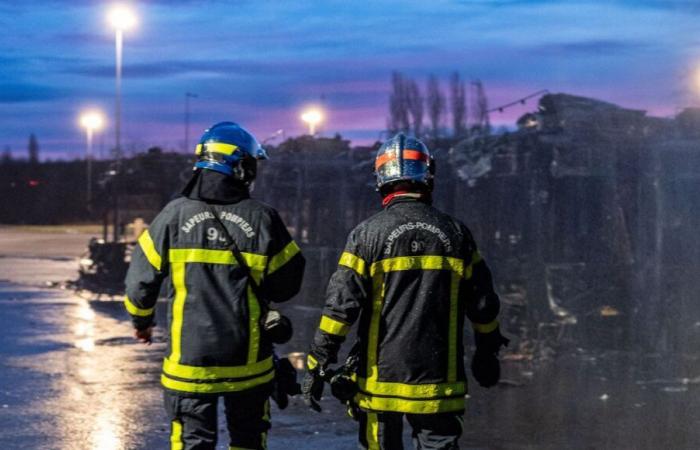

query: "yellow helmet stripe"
xmin=199 ymin=142 xmax=238 ymax=155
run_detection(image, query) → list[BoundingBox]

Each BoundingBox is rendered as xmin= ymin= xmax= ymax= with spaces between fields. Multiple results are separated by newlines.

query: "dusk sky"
xmin=1 ymin=0 xmax=698 ymax=159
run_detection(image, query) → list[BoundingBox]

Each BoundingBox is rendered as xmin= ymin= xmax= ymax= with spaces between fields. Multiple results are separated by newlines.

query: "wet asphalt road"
xmin=1 ymin=229 xmax=700 ymax=449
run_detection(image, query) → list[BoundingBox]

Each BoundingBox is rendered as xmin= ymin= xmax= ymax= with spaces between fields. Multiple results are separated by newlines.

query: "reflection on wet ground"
xmin=1 ymin=278 xmax=700 ymax=449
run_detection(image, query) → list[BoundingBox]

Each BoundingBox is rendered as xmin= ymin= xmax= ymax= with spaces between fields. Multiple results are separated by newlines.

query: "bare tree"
xmin=450 ymin=72 xmax=467 ymax=139
xmin=388 ymin=72 xmax=410 ymax=133
xmin=28 ymin=133 xmax=39 ymax=164
xmin=405 ymin=79 xmax=424 ymax=138
xmin=469 ymin=80 xmax=491 ymax=136
xmin=1 ymin=146 xmax=11 ymax=165
xmin=426 ymin=75 xmax=446 ymax=140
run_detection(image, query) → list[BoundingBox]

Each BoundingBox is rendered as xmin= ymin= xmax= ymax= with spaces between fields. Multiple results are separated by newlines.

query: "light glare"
xmin=80 ymin=111 xmax=105 ymax=131
xmin=108 ymin=5 xmax=137 ymax=30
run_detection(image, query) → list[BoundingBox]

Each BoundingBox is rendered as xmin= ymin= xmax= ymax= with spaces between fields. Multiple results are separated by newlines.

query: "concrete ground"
xmin=0 ymin=226 xmax=699 ymax=449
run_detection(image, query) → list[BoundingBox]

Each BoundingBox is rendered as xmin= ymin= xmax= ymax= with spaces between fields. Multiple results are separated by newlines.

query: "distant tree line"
xmin=387 ymin=71 xmax=491 ymax=141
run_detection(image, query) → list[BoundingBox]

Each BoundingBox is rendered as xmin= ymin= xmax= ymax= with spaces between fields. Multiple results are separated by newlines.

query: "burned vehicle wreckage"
xmin=76 ymin=93 xmax=700 ymax=357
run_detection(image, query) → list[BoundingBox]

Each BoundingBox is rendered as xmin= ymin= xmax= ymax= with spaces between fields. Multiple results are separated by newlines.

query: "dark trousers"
xmin=164 ymin=388 xmax=271 ymax=450
xmin=357 ymin=410 xmax=463 ymax=450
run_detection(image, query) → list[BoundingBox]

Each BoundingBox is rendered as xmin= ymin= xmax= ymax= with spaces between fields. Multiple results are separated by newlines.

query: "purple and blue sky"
xmin=1 ymin=0 xmax=698 ymax=159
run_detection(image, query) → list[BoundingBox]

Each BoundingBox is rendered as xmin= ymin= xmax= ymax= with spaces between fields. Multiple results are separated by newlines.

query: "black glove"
xmin=301 ymin=358 xmax=326 ymax=412
xmin=271 ymin=357 xmax=301 ymax=410
xmin=471 ymin=350 xmax=501 ymax=387
xmin=471 ymin=327 xmax=509 ymax=388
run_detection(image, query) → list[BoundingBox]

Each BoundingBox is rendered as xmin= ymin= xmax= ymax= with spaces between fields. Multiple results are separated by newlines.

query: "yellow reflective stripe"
xmin=307 ymin=354 xmax=318 ymax=370
xmin=124 ymin=295 xmax=154 ymax=317
xmin=170 ymin=262 xmax=187 ymax=363
xmin=465 ymin=251 xmax=483 ymax=279
xmin=195 ymin=144 xmax=203 ymax=155
xmin=170 ymin=248 xmax=234 ymax=264
xmin=202 ymin=142 xmax=238 ymax=155
xmin=247 ymin=285 xmax=260 ymax=364
xmin=448 ymin=273 xmax=459 ymax=382
xmin=370 ymin=255 xmax=465 ymax=278
xmin=138 ymin=229 xmax=162 ymax=271
xmin=319 ymin=315 xmax=350 ymax=336
xmin=472 ymin=251 xmax=482 ymax=264
xmin=161 ymin=370 xmax=274 ymax=394
xmin=366 ymin=275 xmax=385 ymax=381
xmin=163 ymin=356 xmax=273 ymax=381
xmin=473 ymin=320 xmax=499 ymax=334
xmin=171 ymin=420 xmax=183 ymax=450
xmin=267 ymin=240 xmax=301 ymax=274
xmin=338 ymin=251 xmax=367 ymax=277
xmin=168 ymin=249 xmax=266 ymax=281
xmin=358 ymin=378 xmax=466 ymax=399
xmin=356 ymin=392 xmax=465 ymax=414
xmin=262 ymin=400 xmax=270 ymax=449
xmin=366 ymin=412 xmax=379 ymax=450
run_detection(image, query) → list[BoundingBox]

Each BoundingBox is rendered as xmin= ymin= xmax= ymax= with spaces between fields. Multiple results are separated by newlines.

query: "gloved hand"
xmin=271 ymin=356 xmax=301 ymax=410
xmin=302 ymin=355 xmax=326 ymax=412
xmin=471 ymin=326 xmax=509 ymax=388
xmin=134 ymin=326 xmax=153 ymax=345
xmin=471 ymin=351 xmax=500 ymax=387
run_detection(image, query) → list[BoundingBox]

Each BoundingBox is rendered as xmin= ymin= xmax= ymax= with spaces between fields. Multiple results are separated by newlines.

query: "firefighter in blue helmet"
xmin=124 ymin=122 xmax=305 ymax=450
xmin=302 ymin=133 xmax=507 ymax=449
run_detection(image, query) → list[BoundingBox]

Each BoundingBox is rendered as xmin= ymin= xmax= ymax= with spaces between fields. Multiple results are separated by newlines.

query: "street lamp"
xmin=301 ymin=108 xmax=324 ymax=136
xmin=79 ymin=110 xmax=105 ymax=208
xmin=107 ymin=4 xmax=137 ymax=158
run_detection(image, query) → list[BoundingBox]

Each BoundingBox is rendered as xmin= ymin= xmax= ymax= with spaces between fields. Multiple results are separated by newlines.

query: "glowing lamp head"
xmin=80 ymin=111 xmax=105 ymax=131
xmin=108 ymin=5 xmax=137 ymax=31
xmin=301 ymin=109 xmax=323 ymax=126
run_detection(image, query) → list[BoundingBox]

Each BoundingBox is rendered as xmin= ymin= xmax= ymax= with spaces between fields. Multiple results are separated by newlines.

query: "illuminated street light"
xmin=301 ymin=108 xmax=324 ymax=136
xmin=107 ymin=4 xmax=137 ymax=159
xmin=79 ymin=110 xmax=106 ymax=208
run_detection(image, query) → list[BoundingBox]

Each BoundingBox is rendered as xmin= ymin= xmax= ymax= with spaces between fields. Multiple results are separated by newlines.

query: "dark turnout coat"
xmin=124 ymin=173 xmax=304 ymax=395
xmin=309 ymin=197 xmax=500 ymax=414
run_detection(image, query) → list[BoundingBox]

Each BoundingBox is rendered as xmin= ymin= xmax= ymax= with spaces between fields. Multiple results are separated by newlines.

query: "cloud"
xmin=0 ymin=83 xmax=66 ymax=103
xmin=533 ymin=39 xmax=651 ymax=56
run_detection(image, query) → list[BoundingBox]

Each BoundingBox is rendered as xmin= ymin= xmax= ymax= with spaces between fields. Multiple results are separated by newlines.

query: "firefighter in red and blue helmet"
xmin=302 ymin=133 xmax=507 ymax=449
xmin=125 ymin=122 xmax=305 ymax=450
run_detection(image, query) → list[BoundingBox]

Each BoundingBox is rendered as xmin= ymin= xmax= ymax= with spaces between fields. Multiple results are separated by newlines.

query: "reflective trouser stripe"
xmin=163 ymin=356 xmax=273 ymax=380
xmin=356 ymin=393 xmax=466 ymax=414
xmin=448 ymin=273 xmax=460 ymax=382
xmin=366 ymin=412 xmax=380 ymax=450
xmin=161 ymin=370 xmax=274 ymax=394
xmin=247 ymin=285 xmax=260 ymax=364
xmin=169 ymin=262 xmax=187 ymax=363
xmin=262 ymin=399 xmax=270 ymax=450
xmin=171 ymin=420 xmax=183 ymax=450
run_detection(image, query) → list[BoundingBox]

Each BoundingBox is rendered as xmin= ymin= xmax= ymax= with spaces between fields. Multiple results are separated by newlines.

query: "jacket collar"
xmin=181 ymin=169 xmax=250 ymax=204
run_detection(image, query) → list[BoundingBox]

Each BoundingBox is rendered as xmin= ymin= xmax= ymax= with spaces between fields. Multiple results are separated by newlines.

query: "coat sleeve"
xmin=308 ymin=228 xmax=371 ymax=369
xmin=261 ymin=209 xmax=305 ymax=303
xmin=124 ymin=210 xmax=170 ymax=330
xmin=460 ymin=225 xmax=501 ymax=335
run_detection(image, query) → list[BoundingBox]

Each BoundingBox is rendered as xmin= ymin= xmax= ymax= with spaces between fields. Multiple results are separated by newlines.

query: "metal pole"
xmin=86 ymin=128 xmax=93 ymax=209
xmin=115 ymin=29 xmax=123 ymax=158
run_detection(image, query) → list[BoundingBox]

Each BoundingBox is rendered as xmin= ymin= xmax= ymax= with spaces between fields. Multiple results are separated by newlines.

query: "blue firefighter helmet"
xmin=194 ymin=122 xmax=268 ymax=177
xmin=374 ymin=133 xmax=433 ymax=192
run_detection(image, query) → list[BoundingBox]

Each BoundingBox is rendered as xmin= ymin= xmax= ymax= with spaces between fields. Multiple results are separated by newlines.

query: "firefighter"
xmin=124 ymin=122 xmax=305 ymax=450
xmin=302 ymin=133 xmax=507 ymax=449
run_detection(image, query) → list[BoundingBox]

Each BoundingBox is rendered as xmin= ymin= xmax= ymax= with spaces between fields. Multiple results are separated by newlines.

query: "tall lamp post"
xmin=79 ymin=110 xmax=105 ymax=209
xmin=107 ymin=5 xmax=137 ymax=158
xmin=301 ymin=108 xmax=324 ymax=136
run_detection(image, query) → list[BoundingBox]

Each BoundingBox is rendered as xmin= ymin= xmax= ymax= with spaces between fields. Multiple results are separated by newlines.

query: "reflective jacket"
xmin=309 ymin=197 xmax=500 ymax=414
xmin=124 ymin=189 xmax=304 ymax=395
